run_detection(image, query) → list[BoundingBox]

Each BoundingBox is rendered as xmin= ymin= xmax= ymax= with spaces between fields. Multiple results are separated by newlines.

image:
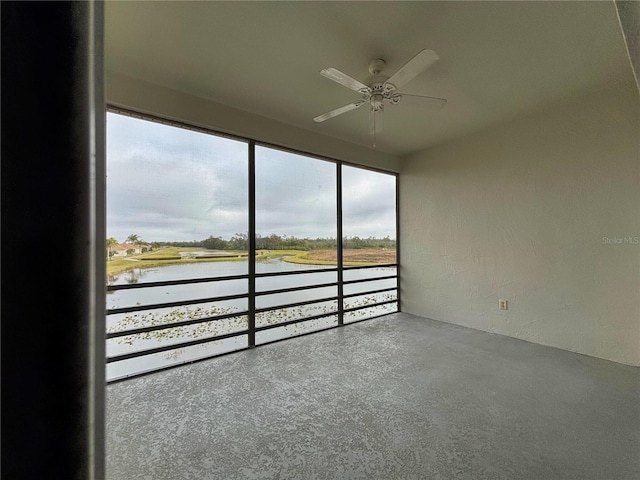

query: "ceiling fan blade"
xmin=384 ymin=49 xmax=439 ymax=90
xmin=395 ymin=93 xmax=447 ymax=109
xmin=313 ymin=101 xmax=365 ymax=122
xmin=320 ymin=68 xmax=371 ymax=93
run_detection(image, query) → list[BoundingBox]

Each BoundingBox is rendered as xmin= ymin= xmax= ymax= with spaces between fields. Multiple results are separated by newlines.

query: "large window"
xmin=106 ymin=110 xmax=398 ymax=381
xmin=255 ymin=146 xmax=339 ymax=343
xmin=342 ymin=165 xmax=398 ymax=323
xmin=106 ymin=113 xmax=249 ymax=380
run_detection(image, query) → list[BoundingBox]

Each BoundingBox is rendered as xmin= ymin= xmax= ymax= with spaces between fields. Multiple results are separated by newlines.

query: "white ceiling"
xmin=105 ymin=1 xmax=634 ymax=157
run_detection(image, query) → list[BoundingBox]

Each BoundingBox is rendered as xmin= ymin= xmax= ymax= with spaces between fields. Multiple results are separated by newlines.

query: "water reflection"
xmin=108 ymin=267 xmax=153 ymax=286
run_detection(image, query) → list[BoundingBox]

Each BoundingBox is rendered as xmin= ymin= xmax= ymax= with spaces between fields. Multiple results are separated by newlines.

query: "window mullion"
xmin=337 ymin=163 xmax=344 ymax=326
xmin=248 ymin=140 xmax=256 ymax=347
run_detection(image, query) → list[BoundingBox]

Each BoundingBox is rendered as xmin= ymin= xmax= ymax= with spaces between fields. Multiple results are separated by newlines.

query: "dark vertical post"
xmin=248 ymin=141 xmax=256 ymax=346
xmin=337 ymin=163 xmax=345 ymax=325
xmin=1 ymin=1 xmax=105 ymax=479
xmin=395 ymin=173 xmax=401 ymax=311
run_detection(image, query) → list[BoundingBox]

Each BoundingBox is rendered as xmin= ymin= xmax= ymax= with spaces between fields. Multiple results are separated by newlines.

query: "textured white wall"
xmin=106 ymin=72 xmax=400 ymax=172
xmin=400 ymin=84 xmax=640 ymax=366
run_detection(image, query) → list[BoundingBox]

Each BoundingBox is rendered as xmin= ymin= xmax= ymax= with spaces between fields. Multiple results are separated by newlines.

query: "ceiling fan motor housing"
xmin=363 ymin=82 xmax=400 ymax=111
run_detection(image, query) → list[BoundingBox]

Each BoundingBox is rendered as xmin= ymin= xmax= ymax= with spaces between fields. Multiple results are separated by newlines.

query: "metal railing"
xmin=106 ymin=263 xmax=398 ymax=381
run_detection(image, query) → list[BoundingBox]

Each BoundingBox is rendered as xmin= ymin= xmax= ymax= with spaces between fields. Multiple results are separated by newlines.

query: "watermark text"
xmin=602 ymin=236 xmax=639 ymax=245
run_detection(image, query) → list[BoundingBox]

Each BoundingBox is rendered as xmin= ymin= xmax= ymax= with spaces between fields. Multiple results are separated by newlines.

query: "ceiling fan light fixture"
xmin=371 ymin=92 xmax=384 ymax=111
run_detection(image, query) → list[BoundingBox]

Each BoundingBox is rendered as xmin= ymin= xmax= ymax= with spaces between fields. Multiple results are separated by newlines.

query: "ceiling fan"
xmin=313 ymin=49 xmax=447 ymax=145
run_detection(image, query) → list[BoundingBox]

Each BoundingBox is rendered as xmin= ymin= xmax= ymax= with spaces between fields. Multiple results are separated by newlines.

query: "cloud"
xmin=107 ymin=113 xmax=396 ymax=242
xmin=255 ymin=146 xmax=337 ymax=238
xmin=342 ymin=166 xmax=396 ymax=238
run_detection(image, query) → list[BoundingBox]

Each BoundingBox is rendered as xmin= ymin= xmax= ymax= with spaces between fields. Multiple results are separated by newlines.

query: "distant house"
xmin=111 ymin=243 xmax=147 ymax=257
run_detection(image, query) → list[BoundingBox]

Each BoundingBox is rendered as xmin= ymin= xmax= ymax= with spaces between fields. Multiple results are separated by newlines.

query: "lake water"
xmin=107 ymin=258 xmax=397 ymax=380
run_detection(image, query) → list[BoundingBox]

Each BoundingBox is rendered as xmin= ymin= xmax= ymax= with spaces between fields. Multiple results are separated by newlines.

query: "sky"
xmin=106 ymin=112 xmax=396 ymax=243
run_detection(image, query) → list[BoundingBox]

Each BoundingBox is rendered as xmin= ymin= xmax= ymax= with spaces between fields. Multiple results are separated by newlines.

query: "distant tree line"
xmin=154 ymin=233 xmax=395 ymax=251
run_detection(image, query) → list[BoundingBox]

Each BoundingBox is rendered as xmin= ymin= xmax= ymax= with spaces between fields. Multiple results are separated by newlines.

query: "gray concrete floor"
xmin=106 ymin=313 xmax=640 ymax=480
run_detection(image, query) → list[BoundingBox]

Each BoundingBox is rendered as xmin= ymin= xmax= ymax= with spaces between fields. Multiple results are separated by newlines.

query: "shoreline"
xmin=107 ymin=248 xmax=396 ymax=277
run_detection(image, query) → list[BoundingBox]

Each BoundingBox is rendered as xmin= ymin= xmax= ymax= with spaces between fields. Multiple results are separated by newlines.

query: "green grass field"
xmin=106 ymin=247 xmax=247 ymax=275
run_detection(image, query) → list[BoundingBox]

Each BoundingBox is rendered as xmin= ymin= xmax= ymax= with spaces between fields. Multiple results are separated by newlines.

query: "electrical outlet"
xmin=499 ymin=299 xmax=508 ymax=310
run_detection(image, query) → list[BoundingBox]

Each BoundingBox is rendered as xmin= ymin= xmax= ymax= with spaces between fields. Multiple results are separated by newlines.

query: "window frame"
xmin=105 ymin=106 xmax=400 ymax=382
